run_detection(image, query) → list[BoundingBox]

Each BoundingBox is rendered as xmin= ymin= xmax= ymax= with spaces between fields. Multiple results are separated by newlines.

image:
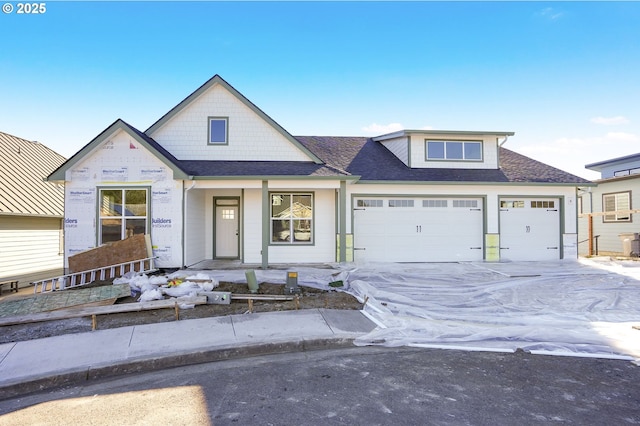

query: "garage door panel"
xmin=354 ymin=198 xmax=484 ymax=262
xmin=499 ymin=199 xmax=560 ymax=261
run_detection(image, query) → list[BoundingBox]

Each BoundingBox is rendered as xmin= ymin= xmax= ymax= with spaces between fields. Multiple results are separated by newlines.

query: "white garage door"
xmin=353 ymin=197 xmax=484 ymax=262
xmin=499 ymin=198 xmax=560 ymax=261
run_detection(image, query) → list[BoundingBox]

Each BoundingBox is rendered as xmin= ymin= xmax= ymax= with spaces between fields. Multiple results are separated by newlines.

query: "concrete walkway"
xmin=0 ymin=309 xmax=375 ymax=399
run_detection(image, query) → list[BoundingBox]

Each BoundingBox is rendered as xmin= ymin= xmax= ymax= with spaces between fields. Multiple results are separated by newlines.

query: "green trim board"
xmin=339 ymin=180 xmax=347 ymax=262
xmin=261 ymin=181 xmax=269 ymax=269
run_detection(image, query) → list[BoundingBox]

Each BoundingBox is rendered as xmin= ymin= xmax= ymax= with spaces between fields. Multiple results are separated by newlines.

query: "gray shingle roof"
xmin=295 ymin=136 xmax=591 ymax=184
xmin=0 ymin=131 xmax=66 ymax=216
xmin=178 ymin=160 xmax=348 ymax=177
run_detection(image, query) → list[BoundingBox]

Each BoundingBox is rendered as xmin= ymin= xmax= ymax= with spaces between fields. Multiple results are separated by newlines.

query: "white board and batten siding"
xmin=0 ymin=216 xmax=63 ymax=285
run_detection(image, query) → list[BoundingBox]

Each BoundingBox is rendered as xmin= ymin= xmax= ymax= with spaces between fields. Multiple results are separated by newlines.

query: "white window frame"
xmin=98 ymin=187 xmax=150 ymax=245
xmin=603 ymin=191 xmax=631 ymax=223
xmin=426 ymin=139 xmax=483 ymax=161
xmin=208 ymin=116 xmax=229 ymax=145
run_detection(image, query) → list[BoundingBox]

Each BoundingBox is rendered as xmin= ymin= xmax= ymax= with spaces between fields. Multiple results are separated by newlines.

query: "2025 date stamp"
xmin=3 ymin=3 xmax=47 ymax=14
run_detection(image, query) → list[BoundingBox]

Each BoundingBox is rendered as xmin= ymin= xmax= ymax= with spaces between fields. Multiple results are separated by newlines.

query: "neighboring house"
xmin=48 ymin=75 xmax=591 ymax=270
xmin=0 ymin=131 xmax=66 ymax=287
xmin=578 ymin=154 xmax=640 ymax=256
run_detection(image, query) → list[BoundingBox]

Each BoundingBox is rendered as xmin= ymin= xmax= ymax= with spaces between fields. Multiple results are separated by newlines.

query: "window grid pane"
xmin=271 ymin=193 xmax=313 ymax=244
xmin=427 ymin=140 xmax=483 ymax=161
xmin=389 ymin=199 xmax=414 ymax=208
xmin=99 ymin=188 xmax=148 ymax=244
xmin=603 ymin=192 xmax=631 ymax=222
xmin=357 ymin=199 xmax=383 ymax=207
xmin=423 ymin=199 xmax=448 ymax=208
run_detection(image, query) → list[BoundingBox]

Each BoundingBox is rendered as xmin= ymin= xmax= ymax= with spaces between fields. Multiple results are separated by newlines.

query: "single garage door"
xmin=353 ymin=197 xmax=484 ymax=262
xmin=499 ymin=198 xmax=560 ymax=261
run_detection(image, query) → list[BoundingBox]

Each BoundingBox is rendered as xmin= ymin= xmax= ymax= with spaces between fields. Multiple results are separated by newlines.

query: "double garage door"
xmin=353 ymin=197 xmax=484 ymax=262
xmin=353 ymin=197 xmax=560 ymax=262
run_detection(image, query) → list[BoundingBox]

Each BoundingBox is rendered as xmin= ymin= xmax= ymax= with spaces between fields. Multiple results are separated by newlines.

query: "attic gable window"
xmin=426 ymin=140 xmax=483 ymax=161
xmin=208 ymin=117 xmax=228 ymax=145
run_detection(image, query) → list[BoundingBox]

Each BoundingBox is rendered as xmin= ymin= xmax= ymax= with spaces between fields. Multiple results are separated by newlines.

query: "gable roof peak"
xmin=144 ymin=74 xmax=323 ymax=164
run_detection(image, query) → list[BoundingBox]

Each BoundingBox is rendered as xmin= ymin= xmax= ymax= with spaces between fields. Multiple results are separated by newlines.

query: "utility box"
xmin=632 ymin=233 xmax=640 ymax=257
xmin=285 ymin=271 xmax=300 ymax=294
xmin=202 ymin=291 xmax=232 ymax=304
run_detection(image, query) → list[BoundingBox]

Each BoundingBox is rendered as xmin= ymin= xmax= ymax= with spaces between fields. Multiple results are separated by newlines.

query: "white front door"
xmin=215 ymin=204 xmax=239 ymax=258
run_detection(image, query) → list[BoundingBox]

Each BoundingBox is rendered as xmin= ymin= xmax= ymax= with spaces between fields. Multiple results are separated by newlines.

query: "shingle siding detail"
xmin=149 ymin=84 xmax=311 ymax=162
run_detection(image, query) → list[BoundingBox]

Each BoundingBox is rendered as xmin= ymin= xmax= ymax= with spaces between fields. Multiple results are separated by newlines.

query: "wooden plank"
xmin=231 ymin=294 xmax=295 ymax=301
xmin=579 ymin=209 xmax=640 ymax=218
xmin=0 ymin=296 xmax=207 ymax=327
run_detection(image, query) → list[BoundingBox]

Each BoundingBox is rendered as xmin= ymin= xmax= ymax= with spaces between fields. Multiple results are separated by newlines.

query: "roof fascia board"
xmin=373 ymin=130 xmax=516 ymax=142
xmin=585 ymin=153 xmax=640 ymax=171
xmin=48 ymin=120 xmax=190 ymax=182
xmin=144 ymin=75 xmax=324 ymax=164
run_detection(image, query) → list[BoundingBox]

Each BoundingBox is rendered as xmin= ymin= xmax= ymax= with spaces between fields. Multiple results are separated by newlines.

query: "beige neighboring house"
xmin=0 ymin=131 xmax=66 ymax=288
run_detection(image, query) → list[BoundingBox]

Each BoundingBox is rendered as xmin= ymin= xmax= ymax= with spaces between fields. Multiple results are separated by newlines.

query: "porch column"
xmin=261 ymin=180 xmax=269 ymax=269
xmin=339 ymin=180 xmax=347 ymax=263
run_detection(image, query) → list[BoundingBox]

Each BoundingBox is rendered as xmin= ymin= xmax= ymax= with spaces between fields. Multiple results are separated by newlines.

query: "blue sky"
xmin=1 ymin=1 xmax=639 ymax=179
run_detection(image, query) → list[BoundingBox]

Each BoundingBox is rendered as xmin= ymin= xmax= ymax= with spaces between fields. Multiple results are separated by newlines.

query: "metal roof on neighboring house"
xmin=0 ymin=131 xmax=66 ymax=217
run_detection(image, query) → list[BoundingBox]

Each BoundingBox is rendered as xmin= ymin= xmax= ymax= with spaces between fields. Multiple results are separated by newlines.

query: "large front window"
xmin=603 ymin=191 xmax=631 ymax=222
xmin=99 ymin=188 xmax=149 ymax=244
xmin=271 ymin=193 xmax=313 ymax=244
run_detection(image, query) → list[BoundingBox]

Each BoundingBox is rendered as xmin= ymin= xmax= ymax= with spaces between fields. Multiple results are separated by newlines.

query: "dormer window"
xmin=426 ymin=140 xmax=482 ymax=161
xmin=208 ymin=117 xmax=228 ymax=145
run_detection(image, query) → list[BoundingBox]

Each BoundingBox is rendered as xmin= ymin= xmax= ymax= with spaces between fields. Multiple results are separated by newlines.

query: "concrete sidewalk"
xmin=0 ymin=309 xmax=376 ymax=399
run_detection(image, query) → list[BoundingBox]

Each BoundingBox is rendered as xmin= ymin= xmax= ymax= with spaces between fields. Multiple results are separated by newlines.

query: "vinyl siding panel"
xmin=0 ymin=215 xmax=63 ymax=285
xmin=579 ymin=177 xmax=640 ymax=255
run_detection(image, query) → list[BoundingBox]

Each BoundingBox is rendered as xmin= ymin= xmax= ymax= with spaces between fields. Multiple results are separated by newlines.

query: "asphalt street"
xmin=1 ymin=346 xmax=639 ymax=425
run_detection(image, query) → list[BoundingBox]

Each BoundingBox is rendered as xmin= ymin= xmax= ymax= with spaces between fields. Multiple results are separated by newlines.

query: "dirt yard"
xmin=0 ymin=281 xmax=363 ymax=344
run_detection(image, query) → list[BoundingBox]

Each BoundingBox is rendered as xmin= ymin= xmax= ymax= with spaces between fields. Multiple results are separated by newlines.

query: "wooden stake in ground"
xmin=92 ymin=314 xmax=97 ymax=331
xmin=174 ymin=301 xmax=180 ymax=321
xmin=248 ymin=298 xmax=254 ymax=313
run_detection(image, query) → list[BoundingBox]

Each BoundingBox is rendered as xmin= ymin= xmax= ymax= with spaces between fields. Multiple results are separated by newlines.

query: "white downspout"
xmin=499 ymin=135 xmax=509 ymax=146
